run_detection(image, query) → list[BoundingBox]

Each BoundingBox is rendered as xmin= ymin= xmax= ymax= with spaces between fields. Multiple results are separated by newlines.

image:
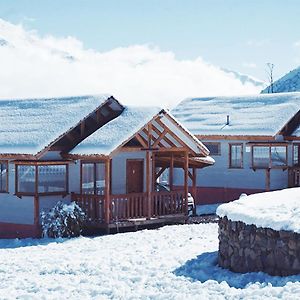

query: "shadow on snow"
xmin=174 ymin=251 xmax=300 ymax=288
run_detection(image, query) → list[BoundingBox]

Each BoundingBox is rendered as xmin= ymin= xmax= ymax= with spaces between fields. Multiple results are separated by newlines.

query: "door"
xmin=126 ymin=160 xmax=144 ymax=193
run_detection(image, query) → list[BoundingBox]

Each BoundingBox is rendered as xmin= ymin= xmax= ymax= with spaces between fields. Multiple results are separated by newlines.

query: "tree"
xmin=266 ymin=63 xmax=275 ymax=93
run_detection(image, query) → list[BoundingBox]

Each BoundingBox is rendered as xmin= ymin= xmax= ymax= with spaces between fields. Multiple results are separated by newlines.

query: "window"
xmin=293 ymin=144 xmax=300 ymax=166
xmin=229 ymin=144 xmax=243 ymax=168
xmin=16 ymin=163 xmax=68 ymax=195
xmin=252 ymin=145 xmax=287 ymax=168
xmin=0 ymin=161 xmax=8 ymax=192
xmin=204 ymin=142 xmax=221 ymax=156
xmin=81 ymin=162 xmax=105 ymax=195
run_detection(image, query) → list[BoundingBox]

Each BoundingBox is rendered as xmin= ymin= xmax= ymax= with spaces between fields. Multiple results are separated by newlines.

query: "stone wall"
xmin=218 ymin=216 xmax=300 ymax=276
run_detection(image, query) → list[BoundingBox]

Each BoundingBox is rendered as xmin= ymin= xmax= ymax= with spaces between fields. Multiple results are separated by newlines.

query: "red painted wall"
xmin=0 ymin=222 xmax=41 ymax=239
xmin=174 ymin=186 xmax=264 ymax=205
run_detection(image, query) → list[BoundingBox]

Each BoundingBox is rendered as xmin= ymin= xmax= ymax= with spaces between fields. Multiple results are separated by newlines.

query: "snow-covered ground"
xmin=0 ymin=223 xmax=299 ymax=299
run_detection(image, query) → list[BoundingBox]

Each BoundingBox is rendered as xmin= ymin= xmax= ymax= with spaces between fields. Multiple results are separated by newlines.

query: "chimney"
xmin=226 ymin=115 xmax=230 ymax=125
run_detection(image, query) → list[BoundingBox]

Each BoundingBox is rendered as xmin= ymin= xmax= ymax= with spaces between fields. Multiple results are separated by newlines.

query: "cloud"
xmin=245 ymin=39 xmax=270 ymax=47
xmin=294 ymin=41 xmax=300 ymax=47
xmin=0 ymin=19 xmax=262 ymax=108
xmin=242 ymin=62 xmax=257 ymax=69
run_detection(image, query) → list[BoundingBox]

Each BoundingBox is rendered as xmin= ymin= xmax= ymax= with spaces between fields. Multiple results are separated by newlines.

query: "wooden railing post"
xmin=146 ymin=150 xmax=152 ymax=219
xmin=104 ymin=158 xmax=111 ymax=225
xmin=184 ymin=151 xmax=189 ymax=215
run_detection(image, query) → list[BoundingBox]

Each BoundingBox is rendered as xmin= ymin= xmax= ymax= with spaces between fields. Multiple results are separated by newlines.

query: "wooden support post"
xmin=265 ymin=168 xmax=270 ymax=192
xmin=146 ymin=151 xmax=152 ymax=219
xmin=170 ymin=154 xmax=174 ymax=191
xmin=192 ymin=167 xmax=197 ymax=200
xmin=104 ymin=159 xmax=111 ymax=226
xmin=152 ymin=152 xmax=156 ymax=191
xmin=184 ymin=152 xmax=189 ymax=215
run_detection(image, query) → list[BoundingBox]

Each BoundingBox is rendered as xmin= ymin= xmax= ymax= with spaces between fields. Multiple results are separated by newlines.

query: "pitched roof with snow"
xmin=70 ymin=106 xmax=162 ymax=155
xmin=0 ymin=94 xmax=111 ymax=154
xmin=172 ymin=92 xmax=300 ymax=136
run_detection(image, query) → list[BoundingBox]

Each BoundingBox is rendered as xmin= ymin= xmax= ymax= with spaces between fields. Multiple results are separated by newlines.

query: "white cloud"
xmin=246 ymin=39 xmax=270 ymax=47
xmin=294 ymin=41 xmax=300 ymax=47
xmin=0 ymin=19 xmax=262 ymax=108
xmin=242 ymin=62 xmax=257 ymax=69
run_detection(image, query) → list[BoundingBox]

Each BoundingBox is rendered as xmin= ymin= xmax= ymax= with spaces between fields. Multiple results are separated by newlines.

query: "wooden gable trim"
xmin=35 ymin=96 xmax=124 ymax=159
xmin=196 ymin=134 xmax=275 ymax=141
xmin=277 ymin=109 xmax=300 ymax=136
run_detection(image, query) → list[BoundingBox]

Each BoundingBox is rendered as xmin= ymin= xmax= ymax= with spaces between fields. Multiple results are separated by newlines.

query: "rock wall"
xmin=218 ymin=216 xmax=300 ymax=276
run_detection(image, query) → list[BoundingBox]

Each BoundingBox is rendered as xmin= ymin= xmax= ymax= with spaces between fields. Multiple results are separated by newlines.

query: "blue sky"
xmin=0 ymin=0 xmax=300 ymax=81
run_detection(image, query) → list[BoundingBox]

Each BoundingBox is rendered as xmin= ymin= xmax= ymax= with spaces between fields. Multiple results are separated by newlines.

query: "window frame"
xmin=80 ymin=160 xmax=106 ymax=195
xmin=204 ymin=142 xmax=221 ymax=156
xmin=251 ymin=144 xmax=288 ymax=169
xmin=0 ymin=160 xmax=8 ymax=193
xmin=229 ymin=143 xmax=243 ymax=169
xmin=15 ymin=161 xmax=69 ymax=197
xmin=292 ymin=143 xmax=300 ymax=166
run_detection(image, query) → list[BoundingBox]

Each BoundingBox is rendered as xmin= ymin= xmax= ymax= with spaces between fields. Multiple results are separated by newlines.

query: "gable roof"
xmin=172 ymin=92 xmax=300 ymax=137
xmin=70 ymin=106 xmax=210 ymax=157
xmin=0 ymin=95 xmax=112 ymax=155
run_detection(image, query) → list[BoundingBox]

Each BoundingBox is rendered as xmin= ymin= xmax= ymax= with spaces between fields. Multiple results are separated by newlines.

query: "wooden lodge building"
xmin=0 ymin=95 xmax=213 ymax=238
xmin=172 ymin=92 xmax=300 ymax=204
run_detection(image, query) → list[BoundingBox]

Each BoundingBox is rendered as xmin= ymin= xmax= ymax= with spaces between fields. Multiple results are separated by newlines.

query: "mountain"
xmin=261 ymin=66 xmax=300 ymax=94
xmin=221 ymin=68 xmax=265 ymax=88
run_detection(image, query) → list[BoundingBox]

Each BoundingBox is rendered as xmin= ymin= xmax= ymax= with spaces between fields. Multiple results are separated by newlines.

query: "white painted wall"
xmin=174 ymin=139 xmax=291 ymax=191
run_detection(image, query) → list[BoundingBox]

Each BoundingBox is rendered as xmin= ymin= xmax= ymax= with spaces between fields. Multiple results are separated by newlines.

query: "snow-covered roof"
xmin=216 ymin=188 xmax=300 ymax=233
xmin=0 ymin=95 xmax=111 ymax=154
xmin=172 ymin=92 xmax=300 ymax=136
xmin=71 ymin=106 xmax=162 ymax=155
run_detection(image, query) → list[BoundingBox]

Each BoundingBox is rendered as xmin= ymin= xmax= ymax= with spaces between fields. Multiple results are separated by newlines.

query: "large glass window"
xmin=293 ymin=144 xmax=300 ymax=166
xmin=204 ymin=142 xmax=221 ymax=156
xmin=253 ymin=146 xmax=270 ymax=168
xmin=38 ymin=165 xmax=67 ymax=193
xmin=252 ymin=145 xmax=287 ymax=168
xmin=16 ymin=163 xmax=68 ymax=195
xmin=229 ymin=144 xmax=243 ymax=168
xmin=271 ymin=146 xmax=287 ymax=166
xmin=17 ymin=165 xmax=36 ymax=193
xmin=0 ymin=161 xmax=8 ymax=192
xmin=82 ymin=162 xmax=105 ymax=195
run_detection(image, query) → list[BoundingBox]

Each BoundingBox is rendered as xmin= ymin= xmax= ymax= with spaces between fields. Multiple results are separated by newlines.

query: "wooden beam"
xmin=146 ymin=151 xmax=152 ymax=219
xmin=265 ymin=168 xmax=270 ymax=192
xmin=155 ymin=166 xmax=167 ymax=180
xmin=170 ymin=154 xmax=174 ymax=191
xmin=149 ymin=125 xmax=168 ymax=148
xmin=153 ymin=129 xmax=167 ymax=148
xmin=135 ymin=134 xmax=148 ymax=148
xmin=152 ymin=152 xmax=156 ymax=191
xmin=148 ymin=123 xmax=153 ymax=148
xmin=104 ymin=159 xmax=111 ymax=225
xmin=196 ymin=134 xmax=275 ymax=141
xmin=184 ymin=151 xmax=189 ymax=215
xmin=192 ymin=167 xmax=197 ymax=206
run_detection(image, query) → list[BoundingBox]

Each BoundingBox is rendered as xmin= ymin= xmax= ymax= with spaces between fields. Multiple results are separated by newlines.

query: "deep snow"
xmin=0 ymin=223 xmax=299 ymax=299
xmin=217 ymin=188 xmax=300 ymax=233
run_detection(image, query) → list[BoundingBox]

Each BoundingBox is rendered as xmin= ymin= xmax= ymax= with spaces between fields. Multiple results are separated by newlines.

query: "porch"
xmin=71 ymin=190 xmax=187 ymax=230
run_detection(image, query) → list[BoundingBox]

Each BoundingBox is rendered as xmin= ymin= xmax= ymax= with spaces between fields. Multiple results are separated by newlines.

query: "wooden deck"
xmin=71 ymin=190 xmax=187 ymax=231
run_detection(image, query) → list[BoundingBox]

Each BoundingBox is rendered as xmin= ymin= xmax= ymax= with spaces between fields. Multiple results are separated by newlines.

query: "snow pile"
xmin=71 ymin=106 xmax=161 ymax=155
xmin=0 ymin=223 xmax=299 ymax=299
xmin=261 ymin=66 xmax=300 ymax=94
xmin=217 ymin=187 xmax=300 ymax=233
xmin=41 ymin=201 xmax=86 ymax=238
xmin=172 ymin=92 xmax=300 ymax=136
xmin=0 ymin=94 xmax=110 ymax=154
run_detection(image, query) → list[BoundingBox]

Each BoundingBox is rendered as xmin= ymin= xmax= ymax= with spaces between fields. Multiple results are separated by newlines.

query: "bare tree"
xmin=266 ymin=63 xmax=275 ymax=93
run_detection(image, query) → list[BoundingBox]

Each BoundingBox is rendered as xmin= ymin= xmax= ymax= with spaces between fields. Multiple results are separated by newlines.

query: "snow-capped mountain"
xmin=261 ymin=66 xmax=300 ymax=94
xmin=221 ymin=68 xmax=265 ymax=88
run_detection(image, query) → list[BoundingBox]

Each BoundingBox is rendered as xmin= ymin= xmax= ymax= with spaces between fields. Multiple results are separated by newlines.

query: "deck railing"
xmin=71 ymin=190 xmax=186 ymax=224
xmin=71 ymin=193 xmax=104 ymax=223
xmin=288 ymin=167 xmax=300 ymax=187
